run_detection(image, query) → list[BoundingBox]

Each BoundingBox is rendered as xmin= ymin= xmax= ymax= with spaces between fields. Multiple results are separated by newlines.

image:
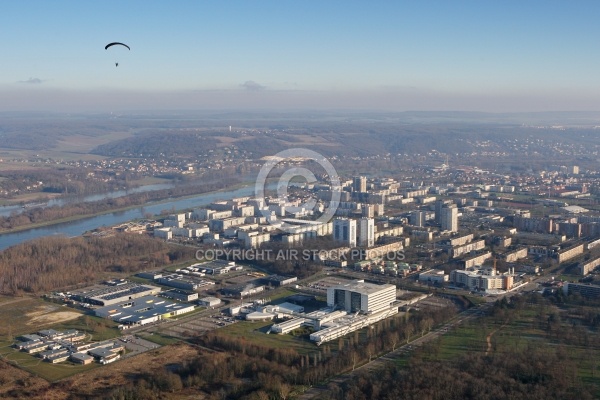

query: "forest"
xmin=0 ymin=234 xmax=195 ymax=295
xmin=99 ymin=305 xmax=455 ymax=399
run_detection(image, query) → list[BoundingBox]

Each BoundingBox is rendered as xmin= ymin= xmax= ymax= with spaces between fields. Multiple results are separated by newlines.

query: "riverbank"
xmin=0 ymin=179 xmax=254 ymax=236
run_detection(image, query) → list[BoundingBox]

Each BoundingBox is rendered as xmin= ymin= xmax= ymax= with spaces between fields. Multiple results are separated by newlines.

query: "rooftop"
xmin=329 ymin=280 xmax=395 ymax=295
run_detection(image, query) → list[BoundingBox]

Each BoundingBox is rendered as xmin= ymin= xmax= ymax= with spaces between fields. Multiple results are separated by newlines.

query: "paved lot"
xmin=120 ymin=335 xmax=160 ymax=358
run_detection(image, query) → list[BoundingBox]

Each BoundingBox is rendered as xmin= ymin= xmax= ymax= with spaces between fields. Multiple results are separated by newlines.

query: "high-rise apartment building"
xmin=358 ymin=217 xmax=375 ymax=247
xmin=333 ymin=218 xmax=357 ymax=247
xmin=353 ymin=176 xmax=367 ymax=193
xmin=410 ymin=210 xmax=426 ymax=227
xmin=434 ymin=198 xmax=452 ymax=224
xmin=441 ymin=205 xmax=458 ymax=232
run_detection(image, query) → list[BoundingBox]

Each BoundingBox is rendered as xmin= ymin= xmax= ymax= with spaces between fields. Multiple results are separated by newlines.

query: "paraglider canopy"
xmin=105 ymin=42 xmax=130 ymax=50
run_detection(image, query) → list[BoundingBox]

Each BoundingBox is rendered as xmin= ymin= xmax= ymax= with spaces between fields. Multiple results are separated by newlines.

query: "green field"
xmin=138 ymin=332 xmax=180 ymax=346
xmin=218 ymin=320 xmax=316 ymax=354
xmin=409 ymin=297 xmax=600 ymax=396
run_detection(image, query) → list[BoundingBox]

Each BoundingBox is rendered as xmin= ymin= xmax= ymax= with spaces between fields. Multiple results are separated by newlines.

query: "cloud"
xmin=19 ymin=77 xmax=45 ymax=84
xmin=240 ymin=80 xmax=266 ymax=91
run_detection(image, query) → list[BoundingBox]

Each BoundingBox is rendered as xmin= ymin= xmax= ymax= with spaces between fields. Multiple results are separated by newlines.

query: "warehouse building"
xmin=198 ymin=296 xmax=222 ymax=307
xmin=95 ymin=296 xmax=195 ymax=327
xmin=162 ymin=289 xmax=199 ymax=302
xmin=71 ymin=282 xmax=162 ymax=306
xmin=260 ymin=275 xmax=298 ymax=287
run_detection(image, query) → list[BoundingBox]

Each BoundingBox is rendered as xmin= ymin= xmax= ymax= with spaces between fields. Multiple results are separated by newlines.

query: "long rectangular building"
xmin=580 ymin=257 xmax=600 ymax=275
xmin=95 ymin=295 xmax=195 ymax=327
xmin=563 ymin=282 xmax=600 ymax=298
xmin=71 ymin=283 xmax=162 ymax=306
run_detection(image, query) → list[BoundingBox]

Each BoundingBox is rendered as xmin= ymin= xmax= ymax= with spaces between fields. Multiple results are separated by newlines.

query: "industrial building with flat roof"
xmin=260 ymin=275 xmax=298 ymax=287
xmin=191 ymin=260 xmax=241 ymax=275
xmin=198 ymin=296 xmax=222 ymax=307
xmin=162 ymin=289 xmax=199 ymax=302
xmin=95 ymin=295 xmax=195 ymax=327
xmin=70 ymin=282 xmax=162 ymax=306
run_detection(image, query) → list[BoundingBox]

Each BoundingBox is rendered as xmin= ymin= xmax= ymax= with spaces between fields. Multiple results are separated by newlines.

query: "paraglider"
xmin=105 ymin=42 xmax=130 ymax=50
xmin=105 ymin=42 xmax=130 ymax=67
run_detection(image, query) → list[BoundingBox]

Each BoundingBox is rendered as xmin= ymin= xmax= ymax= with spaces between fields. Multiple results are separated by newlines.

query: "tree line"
xmin=0 ymin=234 xmax=195 ymax=295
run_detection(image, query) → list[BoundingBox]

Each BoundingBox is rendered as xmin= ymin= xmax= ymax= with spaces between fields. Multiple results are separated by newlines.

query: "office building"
xmin=327 ymin=279 xmax=396 ymax=314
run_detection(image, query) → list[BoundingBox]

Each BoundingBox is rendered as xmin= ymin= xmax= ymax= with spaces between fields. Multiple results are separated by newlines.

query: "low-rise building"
xmin=198 ymin=296 xmax=222 ymax=307
xmin=162 ymin=289 xmax=199 ymax=302
xmin=418 ymin=269 xmax=449 ymax=284
xmin=260 ymin=275 xmax=298 ymax=287
xmin=450 ymin=266 xmax=514 ymax=292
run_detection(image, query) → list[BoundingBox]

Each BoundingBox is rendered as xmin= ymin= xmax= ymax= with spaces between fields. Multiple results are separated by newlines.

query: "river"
xmin=0 ymin=183 xmax=266 ymax=251
xmin=0 ymin=183 xmax=176 ymax=217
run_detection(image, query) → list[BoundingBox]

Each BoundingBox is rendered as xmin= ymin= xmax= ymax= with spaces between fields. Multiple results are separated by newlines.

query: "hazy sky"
xmin=2 ymin=1 xmax=600 ymax=113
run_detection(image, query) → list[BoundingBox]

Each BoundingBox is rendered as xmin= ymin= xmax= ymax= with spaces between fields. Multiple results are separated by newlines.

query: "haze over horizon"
xmin=3 ymin=1 xmax=600 ymax=113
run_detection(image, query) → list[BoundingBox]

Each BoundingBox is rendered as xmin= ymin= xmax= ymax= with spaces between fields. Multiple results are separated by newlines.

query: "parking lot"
xmin=120 ymin=335 xmax=160 ymax=358
xmin=153 ymin=312 xmax=237 ymax=338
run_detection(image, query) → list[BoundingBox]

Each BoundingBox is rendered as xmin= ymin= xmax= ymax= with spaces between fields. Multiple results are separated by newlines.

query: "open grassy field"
xmin=218 ymin=320 xmax=316 ymax=354
xmin=411 ymin=299 xmax=600 ymax=396
xmin=0 ymin=297 xmax=83 ymax=339
xmin=137 ymin=332 xmax=181 ymax=347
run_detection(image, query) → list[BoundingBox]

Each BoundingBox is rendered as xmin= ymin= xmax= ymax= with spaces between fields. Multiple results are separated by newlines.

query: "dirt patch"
xmin=25 ymin=304 xmax=59 ymax=318
xmin=27 ymin=311 xmax=82 ymax=326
